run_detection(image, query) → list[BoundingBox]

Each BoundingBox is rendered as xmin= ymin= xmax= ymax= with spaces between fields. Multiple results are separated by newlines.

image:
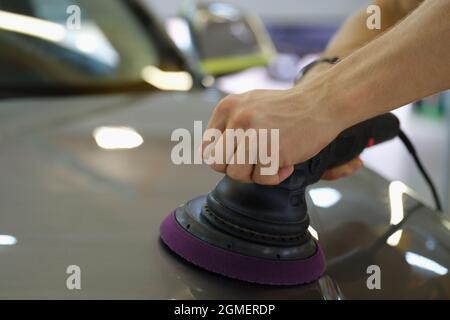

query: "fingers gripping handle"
xmin=282 ymin=113 xmax=400 ymax=190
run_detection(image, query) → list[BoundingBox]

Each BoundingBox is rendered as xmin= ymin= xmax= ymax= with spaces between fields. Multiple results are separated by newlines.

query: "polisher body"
xmin=160 ymin=113 xmax=400 ymax=285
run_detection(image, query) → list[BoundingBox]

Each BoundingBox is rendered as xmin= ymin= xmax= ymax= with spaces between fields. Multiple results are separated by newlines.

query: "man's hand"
xmin=201 ymin=87 xmax=344 ymax=185
xmin=201 ymin=59 xmax=366 ymax=184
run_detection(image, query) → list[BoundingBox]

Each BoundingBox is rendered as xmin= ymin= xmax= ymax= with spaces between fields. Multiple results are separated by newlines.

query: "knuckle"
xmin=217 ymin=94 xmax=238 ymax=112
xmin=232 ymin=109 xmax=255 ymax=128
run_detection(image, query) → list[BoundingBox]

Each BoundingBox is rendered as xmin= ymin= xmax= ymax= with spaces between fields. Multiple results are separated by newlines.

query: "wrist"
xmin=289 ymin=68 xmax=355 ymax=135
xmin=296 ymin=56 xmax=339 ymax=84
xmin=301 ymin=64 xmax=332 ymax=81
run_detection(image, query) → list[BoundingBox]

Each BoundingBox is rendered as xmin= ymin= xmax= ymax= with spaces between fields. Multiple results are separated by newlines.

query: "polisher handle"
xmin=326 ymin=112 xmax=400 ymax=169
xmin=284 ymin=113 xmax=400 ymax=190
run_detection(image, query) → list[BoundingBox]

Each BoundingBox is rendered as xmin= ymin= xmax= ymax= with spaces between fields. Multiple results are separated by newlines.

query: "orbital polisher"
xmin=160 ymin=113 xmax=400 ymax=285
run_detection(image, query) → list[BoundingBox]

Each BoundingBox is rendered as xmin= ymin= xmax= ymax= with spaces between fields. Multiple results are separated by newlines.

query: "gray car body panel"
xmin=0 ymin=90 xmax=449 ymax=299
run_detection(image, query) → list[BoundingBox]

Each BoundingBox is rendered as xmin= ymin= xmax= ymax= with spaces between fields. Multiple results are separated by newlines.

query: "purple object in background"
xmin=160 ymin=212 xmax=326 ymax=285
xmin=266 ymin=24 xmax=338 ymax=56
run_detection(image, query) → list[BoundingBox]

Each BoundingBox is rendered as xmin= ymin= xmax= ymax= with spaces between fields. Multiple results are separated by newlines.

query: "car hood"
xmin=0 ymin=90 xmax=449 ymax=299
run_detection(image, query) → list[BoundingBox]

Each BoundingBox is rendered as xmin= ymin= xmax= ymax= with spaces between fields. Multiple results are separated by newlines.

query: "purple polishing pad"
xmin=160 ymin=211 xmax=326 ymax=285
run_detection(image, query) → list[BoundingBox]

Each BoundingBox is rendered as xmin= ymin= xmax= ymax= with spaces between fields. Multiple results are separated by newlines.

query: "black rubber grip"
xmin=326 ymin=113 xmax=400 ymax=169
xmin=284 ymin=113 xmax=400 ymax=190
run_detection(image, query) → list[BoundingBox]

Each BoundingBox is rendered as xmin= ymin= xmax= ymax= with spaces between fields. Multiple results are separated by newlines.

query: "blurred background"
xmin=149 ymin=0 xmax=369 ymax=24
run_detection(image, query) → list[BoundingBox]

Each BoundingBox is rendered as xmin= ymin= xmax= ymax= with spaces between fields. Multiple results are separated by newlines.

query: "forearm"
xmin=323 ymin=0 xmax=422 ymax=59
xmin=300 ymin=0 xmax=450 ymax=129
xmin=305 ymin=0 xmax=422 ymax=79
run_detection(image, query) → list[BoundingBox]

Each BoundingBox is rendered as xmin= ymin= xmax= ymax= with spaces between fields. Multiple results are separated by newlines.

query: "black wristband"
xmin=294 ymin=56 xmax=339 ymax=84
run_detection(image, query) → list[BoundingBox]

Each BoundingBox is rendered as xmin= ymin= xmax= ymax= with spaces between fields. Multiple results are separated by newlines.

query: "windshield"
xmin=0 ymin=0 xmax=193 ymax=95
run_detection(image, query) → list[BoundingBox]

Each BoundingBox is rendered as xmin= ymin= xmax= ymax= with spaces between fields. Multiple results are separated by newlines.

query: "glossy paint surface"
xmin=0 ymin=91 xmax=449 ymax=299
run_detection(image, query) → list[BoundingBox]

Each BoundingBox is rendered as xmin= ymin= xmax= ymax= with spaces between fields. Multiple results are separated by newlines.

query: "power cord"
xmin=398 ymin=129 xmax=442 ymax=212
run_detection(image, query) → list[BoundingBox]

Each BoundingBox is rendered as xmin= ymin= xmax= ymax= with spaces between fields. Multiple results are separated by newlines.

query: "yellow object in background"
xmin=200 ymin=51 xmax=274 ymax=76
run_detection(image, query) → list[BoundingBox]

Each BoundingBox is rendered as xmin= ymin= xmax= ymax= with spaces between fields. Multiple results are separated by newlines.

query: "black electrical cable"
xmin=398 ymin=129 xmax=442 ymax=212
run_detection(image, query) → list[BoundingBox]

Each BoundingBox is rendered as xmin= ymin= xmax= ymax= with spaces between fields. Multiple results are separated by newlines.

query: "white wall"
xmin=146 ymin=0 xmax=370 ymax=24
